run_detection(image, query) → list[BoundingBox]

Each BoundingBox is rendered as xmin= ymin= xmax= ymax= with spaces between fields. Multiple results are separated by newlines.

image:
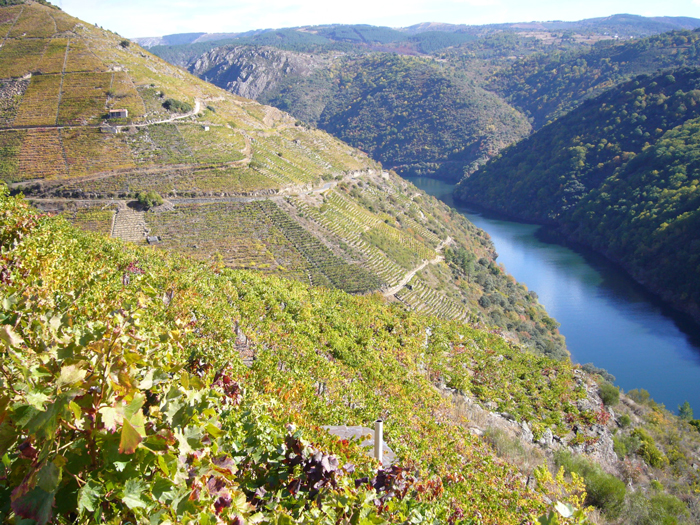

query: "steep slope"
xmin=186 ymin=50 xmax=532 ymax=182
xmin=2 ymin=185 xmax=700 ymax=524
xmin=455 ymin=67 xmax=700 ymax=322
xmin=490 ymin=29 xmax=700 ymax=128
xmin=0 ymin=1 xmax=563 ymax=354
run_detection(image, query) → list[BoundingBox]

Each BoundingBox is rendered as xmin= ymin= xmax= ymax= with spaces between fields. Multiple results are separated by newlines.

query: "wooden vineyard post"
xmin=374 ymin=419 xmax=383 ymax=465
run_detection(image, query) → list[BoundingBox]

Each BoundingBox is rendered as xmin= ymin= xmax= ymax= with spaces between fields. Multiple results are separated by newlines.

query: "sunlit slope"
xmin=0 ymin=1 xmax=369 ymax=188
xmin=0 ymin=1 xmax=565 ymax=355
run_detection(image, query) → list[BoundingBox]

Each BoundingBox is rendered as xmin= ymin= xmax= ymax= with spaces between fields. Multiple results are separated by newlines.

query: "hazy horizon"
xmin=58 ymin=0 xmax=700 ymax=38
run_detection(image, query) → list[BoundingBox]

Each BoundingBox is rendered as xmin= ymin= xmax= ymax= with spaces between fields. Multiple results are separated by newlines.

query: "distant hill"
xmin=181 ymin=48 xmax=532 ymax=182
xmin=190 ymin=46 xmax=530 ymax=181
xmin=455 ymin=67 xmax=700 ymax=323
xmin=490 ymin=28 xmax=700 ymax=128
xmin=138 ymin=14 xmax=700 ymax=51
xmin=485 ymin=14 xmax=700 ymax=36
xmin=146 ymin=16 xmax=700 ymax=187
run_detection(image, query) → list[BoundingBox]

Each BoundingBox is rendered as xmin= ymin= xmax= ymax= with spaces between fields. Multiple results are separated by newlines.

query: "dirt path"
xmin=383 ymin=236 xmax=452 ymax=297
xmin=0 ymin=98 xmax=203 ymax=135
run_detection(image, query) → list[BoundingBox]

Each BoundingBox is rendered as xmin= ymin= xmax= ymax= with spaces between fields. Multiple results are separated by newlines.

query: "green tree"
xmin=679 ymin=400 xmax=693 ymax=420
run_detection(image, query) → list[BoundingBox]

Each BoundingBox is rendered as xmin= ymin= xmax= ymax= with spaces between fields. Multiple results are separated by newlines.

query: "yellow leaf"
xmin=98 ymin=406 xmax=123 ymax=432
xmin=0 ymin=325 xmax=23 ymax=348
xmin=119 ymin=418 xmax=142 ymax=454
xmin=57 ymin=364 xmax=87 ymax=388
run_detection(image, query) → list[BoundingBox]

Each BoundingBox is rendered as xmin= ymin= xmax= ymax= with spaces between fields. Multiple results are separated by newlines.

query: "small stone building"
xmin=108 ymin=108 xmax=128 ymax=119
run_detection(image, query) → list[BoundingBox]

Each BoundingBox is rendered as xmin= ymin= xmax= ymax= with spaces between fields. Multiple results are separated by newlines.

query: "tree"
xmin=136 ymin=191 xmax=163 ymax=209
xmin=679 ymin=401 xmax=693 ymax=420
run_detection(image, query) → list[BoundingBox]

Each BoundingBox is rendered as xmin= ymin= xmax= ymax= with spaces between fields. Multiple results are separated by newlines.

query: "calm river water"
xmin=406 ymin=176 xmax=700 ymax=413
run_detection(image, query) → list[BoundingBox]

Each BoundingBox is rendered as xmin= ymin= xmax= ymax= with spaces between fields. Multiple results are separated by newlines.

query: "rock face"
xmin=441 ymin=369 xmax=622 ymax=474
xmin=188 ymin=46 xmax=322 ymax=101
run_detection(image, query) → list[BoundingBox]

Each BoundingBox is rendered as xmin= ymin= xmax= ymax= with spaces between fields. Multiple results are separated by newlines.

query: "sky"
xmin=59 ymin=0 xmax=700 ymax=38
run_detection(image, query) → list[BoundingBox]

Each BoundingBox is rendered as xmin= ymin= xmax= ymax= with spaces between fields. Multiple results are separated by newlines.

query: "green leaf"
xmin=57 ymin=364 xmax=86 ymax=388
xmin=26 ymin=396 xmax=68 ymax=440
xmin=0 ymin=420 xmax=16 ymax=456
xmin=119 ymin=418 xmax=142 ymax=454
xmin=77 ymin=480 xmax=102 ymax=513
xmin=26 ymin=392 xmax=50 ymax=410
xmin=49 ymin=315 xmax=62 ymax=333
xmin=11 ymin=485 xmax=55 ymax=525
xmin=121 ymin=478 xmax=148 ymax=510
xmin=143 ymin=434 xmax=170 ymax=452
xmin=128 ymin=409 xmax=146 ymax=436
xmin=37 ymin=462 xmax=61 ymax=493
xmin=2 ymin=294 xmax=18 ymax=311
xmin=152 ymin=477 xmax=177 ymax=504
xmin=124 ymin=394 xmax=146 ymax=420
xmin=0 ymin=324 xmax=23 ymax=348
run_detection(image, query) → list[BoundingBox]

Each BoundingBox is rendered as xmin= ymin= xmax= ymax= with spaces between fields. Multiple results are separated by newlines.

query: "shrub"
xmin=162 ymin=98 xmax=193 ymax=113
xmin=613 ymin=436 xmax=628 ymax=458
xmin=119 ymin=39 xmax=130 ymax=48
xmin=626 ymin=491 xmax=689 ymax=525
xmin=555 ymin=450 xmax=626 ymax=518
xmin=632 ymin=428 xmax=668 ymax=468
xmin=599 ymin=382 xmax=620 ymax=406
xmin=136 ymin=190 xmax=163 ymax=209
xmin=619 ymin=413 xmax=632 ymax=427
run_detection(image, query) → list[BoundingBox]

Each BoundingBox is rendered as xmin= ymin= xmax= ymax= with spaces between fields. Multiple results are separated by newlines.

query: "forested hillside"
xmin=189 ymin=50 xmax=532 ymax=181
xmin=455 ymin=68 xmax=700 ymax=322
xmin=490 ymin=29 xmax=700 ymax=127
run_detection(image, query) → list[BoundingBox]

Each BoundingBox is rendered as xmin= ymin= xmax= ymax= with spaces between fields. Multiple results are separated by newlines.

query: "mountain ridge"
xmin=134 ymin=14 xmax=700 ymax=49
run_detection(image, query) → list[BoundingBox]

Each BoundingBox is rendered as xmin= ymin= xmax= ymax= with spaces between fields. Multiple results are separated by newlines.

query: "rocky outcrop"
xmin=442 ymin=369 xmax=621 ymax=474
xmin=188 ymin=46 xmax=324 ymax=101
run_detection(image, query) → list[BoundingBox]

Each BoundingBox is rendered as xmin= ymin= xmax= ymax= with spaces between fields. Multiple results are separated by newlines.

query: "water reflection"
xmin=406 ymin=176 xmax=700 ymax=411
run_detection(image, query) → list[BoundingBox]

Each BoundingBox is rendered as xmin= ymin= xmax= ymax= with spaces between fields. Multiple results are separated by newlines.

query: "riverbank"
xmin=406 ymin=176 xmax=700 ymax=411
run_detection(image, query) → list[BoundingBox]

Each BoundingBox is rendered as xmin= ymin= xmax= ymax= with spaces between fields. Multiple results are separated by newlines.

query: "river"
xmin=406 ymin=176 xmax=700 ymax=414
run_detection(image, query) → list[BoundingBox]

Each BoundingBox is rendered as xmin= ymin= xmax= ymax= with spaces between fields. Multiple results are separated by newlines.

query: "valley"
xmin=2 ymin=1 xmax=700 ymax=524
xmin=411 ymin=176 xmax=700 ymax=416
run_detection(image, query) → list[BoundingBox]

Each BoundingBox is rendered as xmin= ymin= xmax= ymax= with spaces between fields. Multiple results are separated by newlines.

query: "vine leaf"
xmin=11 ymin=466 xmax=59 ymax=525
xmin=121 ymin=479 xmax=148 ymax=510
xmin=0 ymin=324 xmax=22 ymax=348
xmin=119 ymin=418 xmax=142 ymax=454
xmin=99 ymin=406 xmax=122 ymax=432
xmin=57 ymin=364 xmax=86 ymax=388
xmin=77 ymin=480 xmax=102 ymax=513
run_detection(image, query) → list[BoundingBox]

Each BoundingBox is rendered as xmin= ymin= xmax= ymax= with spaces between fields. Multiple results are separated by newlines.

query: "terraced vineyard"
xmin=62 ymin=127 xmax=135 ymax=176
xmin=61 ymin=203 xmax=114 ymax=234
xmin=294 ymin=195 xmax=412 ymax=288
xmin=1 ymin=0 xmax=567 ymax=356
xmin=57 ymin=71 xmax=111 ymax=125
xmin=146 ymin=200 xmax=313 ymax=282
xmin=260 ymin=199 xmax=382 ymax=292
xmin=396 ymin=273 xmax=473 ymax=322
xmin=18 ymin=128 xmax=66 ymax=180
xmin=13 ymin=73 xmax=61 ymax=126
